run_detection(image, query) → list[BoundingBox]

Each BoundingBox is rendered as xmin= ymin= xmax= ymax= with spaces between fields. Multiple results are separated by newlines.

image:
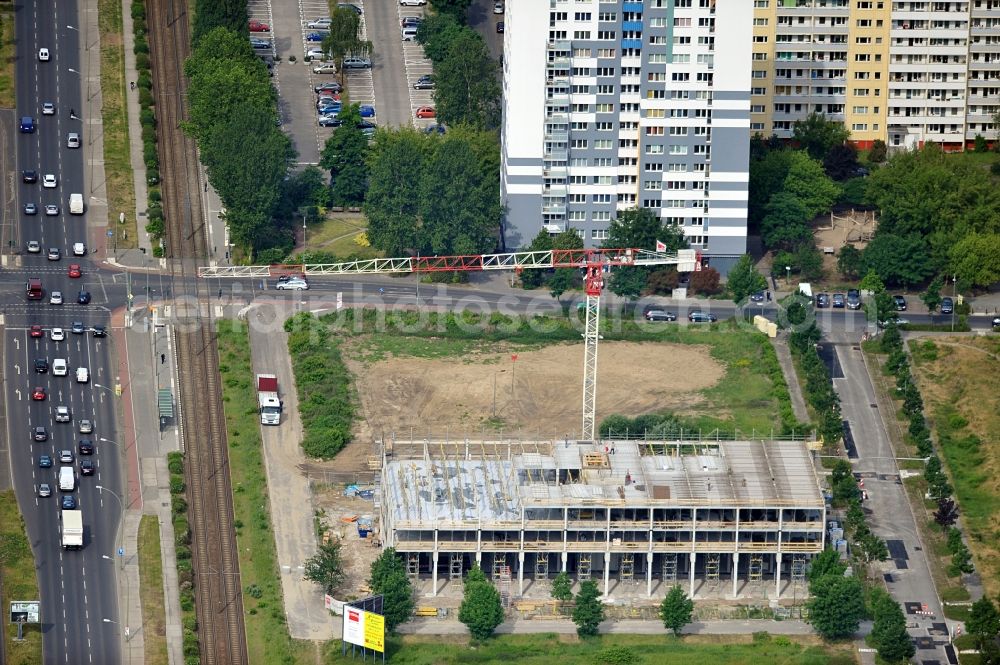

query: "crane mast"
xmin=199 ymin=247 xmax=698 ymax=440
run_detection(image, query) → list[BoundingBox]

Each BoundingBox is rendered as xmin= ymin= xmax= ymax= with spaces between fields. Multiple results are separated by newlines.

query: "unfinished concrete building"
xmin=379 ymin=437 xmax=826 ymax=601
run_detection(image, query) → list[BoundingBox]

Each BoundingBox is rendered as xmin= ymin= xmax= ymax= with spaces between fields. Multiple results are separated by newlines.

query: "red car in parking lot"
xmin=248 ymin=19 xmax=270 ymax=32
xmin=415 ymin=106 xmax=436 ymax=118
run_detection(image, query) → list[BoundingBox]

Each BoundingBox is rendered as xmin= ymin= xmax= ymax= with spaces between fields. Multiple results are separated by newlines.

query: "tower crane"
xmin=199 ymin=247 xmax=698 ymax=441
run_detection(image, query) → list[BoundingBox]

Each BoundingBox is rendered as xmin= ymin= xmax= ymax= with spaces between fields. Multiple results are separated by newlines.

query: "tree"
xmin=749 ymin=148 xmax=795 ymax=228
xmin=572 ymin=580 xmax=604 ymax=637
xmin=783 ymin=152 xmax=842 ymax=219
xmin=855 ymin=526 xmax=889 ymax=563
xmin=320 ymin=105 xmax=370 ymax=206
xmin=808 ymin=549 xmax=847 ymax=588
xmin=303 ymin=540 xmax=345 ymax=593
xmin=859 ymin=268 xmax=885 ymax=294
xmin=551 ymin=571 xmax=574 ymax=602
xmin=949 ymin=543 xmax=974 ymax=577
xmin=922 ymin=275 xmax=943 ymax=312
xmin=807 ymin=573 xmax=866 ymax=639
xmin=605 ymin=207 xmax=684 ymax=251
xmin=659 ymin=585 xmax=694 ymax=636
xmin=416 ymin=13 xmax=465 ymax=63
xmin=863 ymin=233 xmax=934 ymax=287
xmin=519 ymin=230 xmax=553 ymax=289
xmin=458 ymin=568 xmax=505 ymax=640
xmin=934 ymin=498 xmax=959 ymax=528
xmin=363 ymin=129 xmax=427 ymax=255
xmin=967 ymin=597 xmax=1000 ymax=652
xmin=761 ymin=192 xmax=812 ymax=250
xmin=792 ymin=113 xmax=851 ymax=160
xmin=870 ymin=590 xmax=916 ymax=664
xmin=322 ymin=7 xmax=372 ymax=84
xmin=430 ymin=0 xmax=473 ymax=23
xmin=193 ymin=0 xmax=248 ymax=45
xmin=823 ymin=143 xmax=860 ymax=181
xmin=689 ymin=268 xmax=721 ymax=295
xmin=795 ymin=244 xmax=825 ymax=281
xmin=368 ymin=548 xmax=414 ymax=632
xmin=837 ymin=245 xmax=864 ymax=279
xmin=949 ymin=232 xmax=1000 ymax=289
xmin=419 ymin=133 xmax=501 ymax=254
xmin=644 ymin=268 xmax=679 ymax=295
xmin=548 ymin=269 xmax=577 ymax=303
xmin=434 ymin=30 xmax=501 ymax=130
xmin=869 ymin=139 xmax=888 ymax=163
xmin=727 ymin=254 xmax=767 ymax=305
xmin=286 ymin=165 xmax=330 ymax=211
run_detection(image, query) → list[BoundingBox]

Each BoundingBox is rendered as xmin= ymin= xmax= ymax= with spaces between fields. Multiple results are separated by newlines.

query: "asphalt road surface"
xmin=7 ymin=0 xmax=124 ymax=662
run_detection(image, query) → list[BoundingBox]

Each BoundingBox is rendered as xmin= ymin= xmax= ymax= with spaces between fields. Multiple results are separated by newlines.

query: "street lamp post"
xmin=785 ymin=265 xmax=791 ymax=286
xmin=95 ymin=485 xmax=126 ymax=570
xmin=103 ymin=618 xmax=130 ymax=641
xmin=951 ymin=275 xmax=957 ymax=332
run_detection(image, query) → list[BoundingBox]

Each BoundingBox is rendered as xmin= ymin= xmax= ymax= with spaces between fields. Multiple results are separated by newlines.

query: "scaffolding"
xmin=662 ymin=554 xmax=678 ymax=583
xmin=748 ymin=554 xmax=763 ymax=583
xmin=499 ymin=566 xmax=512 ymax=608
xmin=493 ymin=554 xmax=508 ymax=582
xmin=578 ymin=554 xmax=592 ymax=581
xmin=620 ymin=554 xmax=635 ymax=582
xmin=534 ymin=554 xmax=549 ymax=581
xmin=407 ymin=552 xmax=420 ymax=578
xmin=449 ymin=553 xmax=464 ymax=580
xmin=791 ymin=555 xmax=807 ymax=583
xmin=705 ymin=554 xmax=721 ymax=584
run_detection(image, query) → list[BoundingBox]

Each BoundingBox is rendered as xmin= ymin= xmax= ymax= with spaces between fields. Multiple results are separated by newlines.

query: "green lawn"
xmin=324 ymin=633 xmax=855 ymax=665
xmin=305 ymin=214 xmax=380 ymax=259
xmin=215 ymin=322 xmax=313 ymax=664
xmin=137 ymin=514 xmax=168 ymax=665
xmin=97 ymin=0 xmax=138 ymax=247
xmin=0 ymin=490 xmax=42 ymax=665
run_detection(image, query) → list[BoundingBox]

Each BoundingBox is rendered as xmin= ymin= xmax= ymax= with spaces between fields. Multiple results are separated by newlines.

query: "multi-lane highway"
xmin=7 ymin=0 xmax=124 ymax=662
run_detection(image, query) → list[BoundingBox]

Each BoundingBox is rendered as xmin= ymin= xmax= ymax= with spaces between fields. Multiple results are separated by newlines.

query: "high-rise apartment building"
xmin=500 ymin=0 xmax=752 ymax=273
xmin=751 ymin=0 xmax=1000 ymax=152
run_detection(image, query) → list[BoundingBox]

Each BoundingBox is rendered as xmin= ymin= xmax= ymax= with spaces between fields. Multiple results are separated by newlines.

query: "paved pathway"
xmin=398 ymin=617 xmax=814 ymax=636
xmin=771 ymin=333 xmax=811 ymax=424
xmin=119 ymin=0 xmax=151 ymax=257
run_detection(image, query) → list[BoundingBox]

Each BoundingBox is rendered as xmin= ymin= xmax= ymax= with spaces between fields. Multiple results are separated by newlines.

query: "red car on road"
xmin=249 ymin=19 xmax=270 ymax=31
xmin=30 ymin=325 xmax=44 ymax=338
xmin=68 ymin=264 xmax=82 ymax=278
xmin=415 ymin=106 xmax=436 ymax=118
xmin=32 ymin=387 xmax=46 ymax=401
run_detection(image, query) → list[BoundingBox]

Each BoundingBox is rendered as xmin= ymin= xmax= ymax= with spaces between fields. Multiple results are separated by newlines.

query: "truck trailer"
xmin=62 ymin=510 xmax=83 ymax=549
xmin=256 ymin=373 xmax=282 ymax=425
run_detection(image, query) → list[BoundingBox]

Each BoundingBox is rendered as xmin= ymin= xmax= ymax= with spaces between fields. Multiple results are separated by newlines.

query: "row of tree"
xmin=876 ymin=320 xmax=976 ymax=579
xmin=130 ymin=0 xmax=165 ymax=255
xmin=789 ymin=324 xmax=843 ymax=447
xmin=184 ymin=28 xmax=295 ymax=259
xmin=416 ymin=13 xmax=501 ymax=131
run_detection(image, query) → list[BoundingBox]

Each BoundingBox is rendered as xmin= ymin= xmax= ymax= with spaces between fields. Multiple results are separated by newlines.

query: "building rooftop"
xmin=382 ymin=439 xmax=823 ymax=527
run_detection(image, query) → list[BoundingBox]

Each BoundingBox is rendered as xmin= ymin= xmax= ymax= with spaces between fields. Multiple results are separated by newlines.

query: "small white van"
xmin=69 ymin=193 xmax=84 ymax=215
xmin=401 ymin=27 xmax=418 ymax=41
xmin=59 ymin=467 xmax=75 ymax=492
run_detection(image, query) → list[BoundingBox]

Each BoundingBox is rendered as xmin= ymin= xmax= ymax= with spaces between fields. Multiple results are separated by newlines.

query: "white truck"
xmin=257 ymin=374 xmax=282 ymax=425
xmin=69 ymin=193 xmax=84 ymax=215
xmin=62 ymin=510 xmax=83 ymax=549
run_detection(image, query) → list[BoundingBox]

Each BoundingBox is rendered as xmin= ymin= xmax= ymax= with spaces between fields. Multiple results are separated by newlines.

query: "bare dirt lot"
xmin=345 ymin=340 xmax=725 ymax=439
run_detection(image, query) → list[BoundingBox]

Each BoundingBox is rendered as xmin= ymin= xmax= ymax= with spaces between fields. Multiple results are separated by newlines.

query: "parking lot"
xmin=241 ymin=0 xmax=503 ymax=166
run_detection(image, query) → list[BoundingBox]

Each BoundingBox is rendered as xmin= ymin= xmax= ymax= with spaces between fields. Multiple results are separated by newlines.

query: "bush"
xmin=138 ymin=87 xmax=153 ymax=107
xmin=169 ymin=474 xmax=186 ymax=494
xmin=135 ymin=52 xmax=150 ymax=71
xmin=131 ymin=1 xmax=145 ymax=20
xmin=140 ymin=107 xmax=156 ymax=127
xmin=133 ymin=37 xmax=149 ymax=56
xmin=141 ymin=124 xmax=157 ymax=144
xmin=171 ymin=495 xmax=187 ymax=515
xmin=167 ymin=451 xmax=184 ymax=474
xmin=137 ymin=72 xmax=152 ymax=90
xmin=689 ymin=267 xmax=721 ymax=295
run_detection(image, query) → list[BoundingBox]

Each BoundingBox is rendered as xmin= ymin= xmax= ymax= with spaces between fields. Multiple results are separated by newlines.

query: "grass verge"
xmin=215 ymin=322 xmax=312 ymax=664
xmin=907 ymin=336 xmax=1000 ymax=597
xmin=0 ymin=490 xmax=42 ymax=665
xmin=137 ymin=514 xmax=168 ymax=665
xmin=97 ymin=0 xmax=138 ymax=247
xmin=0 ymin=8 xmax=14 ymax=107
xmin=325 ymin=632 xmax=854 ymax=665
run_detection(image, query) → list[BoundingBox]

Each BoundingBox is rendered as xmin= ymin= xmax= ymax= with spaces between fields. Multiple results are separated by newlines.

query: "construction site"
xmin=377 ymin=435 xmax=826 ymax=604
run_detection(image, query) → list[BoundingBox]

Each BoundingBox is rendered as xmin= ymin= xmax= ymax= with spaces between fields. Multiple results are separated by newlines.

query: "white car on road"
xmin=38 ymin=48 xmax=50 ymax=61
xmin=76 ymin=367 xmax=89 ymax=384
xmin=43 ymin=174 xmax=57 ymax=188
xmin=53 ymin=358 xmax=68 ymax=376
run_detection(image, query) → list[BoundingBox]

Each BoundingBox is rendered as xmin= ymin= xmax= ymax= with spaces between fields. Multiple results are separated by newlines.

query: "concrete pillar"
xmin=732 ymin=553 xmax=740 ymax=599
xmin=475 ymin=550 xmax=482 ymax=567
xmin=774 ymin=553 xmax=781 ymax=600
xmin=432 ymin=552 xmax=439 ymax=597
xmin=646 ymin=552 xmax=654 ymax=597
xmin=561 ymin=551 xmax=568 ymax=573
xmin=518 ymin=552 xmax=525 ymax=596
xmin=689 ymin=552 xmax=696 ymax=598
xmin=603 ymin=553 xmax=611 ymax=597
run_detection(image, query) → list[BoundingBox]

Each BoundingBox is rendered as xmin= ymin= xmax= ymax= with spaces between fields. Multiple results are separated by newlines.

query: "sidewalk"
xmin=119 ymin=0 xmax=151 ymax=257
xmin=771 ymin=334 xmax=811 ymax=424
xmin=397 ymin=617 xmax=816 ymax=636
xmin=118 ymin=308 xmax=185 ymax=665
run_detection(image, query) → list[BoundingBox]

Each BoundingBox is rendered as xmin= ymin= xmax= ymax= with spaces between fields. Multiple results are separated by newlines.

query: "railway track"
xmin=146 ymin=0 xmax=248 ymax=663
